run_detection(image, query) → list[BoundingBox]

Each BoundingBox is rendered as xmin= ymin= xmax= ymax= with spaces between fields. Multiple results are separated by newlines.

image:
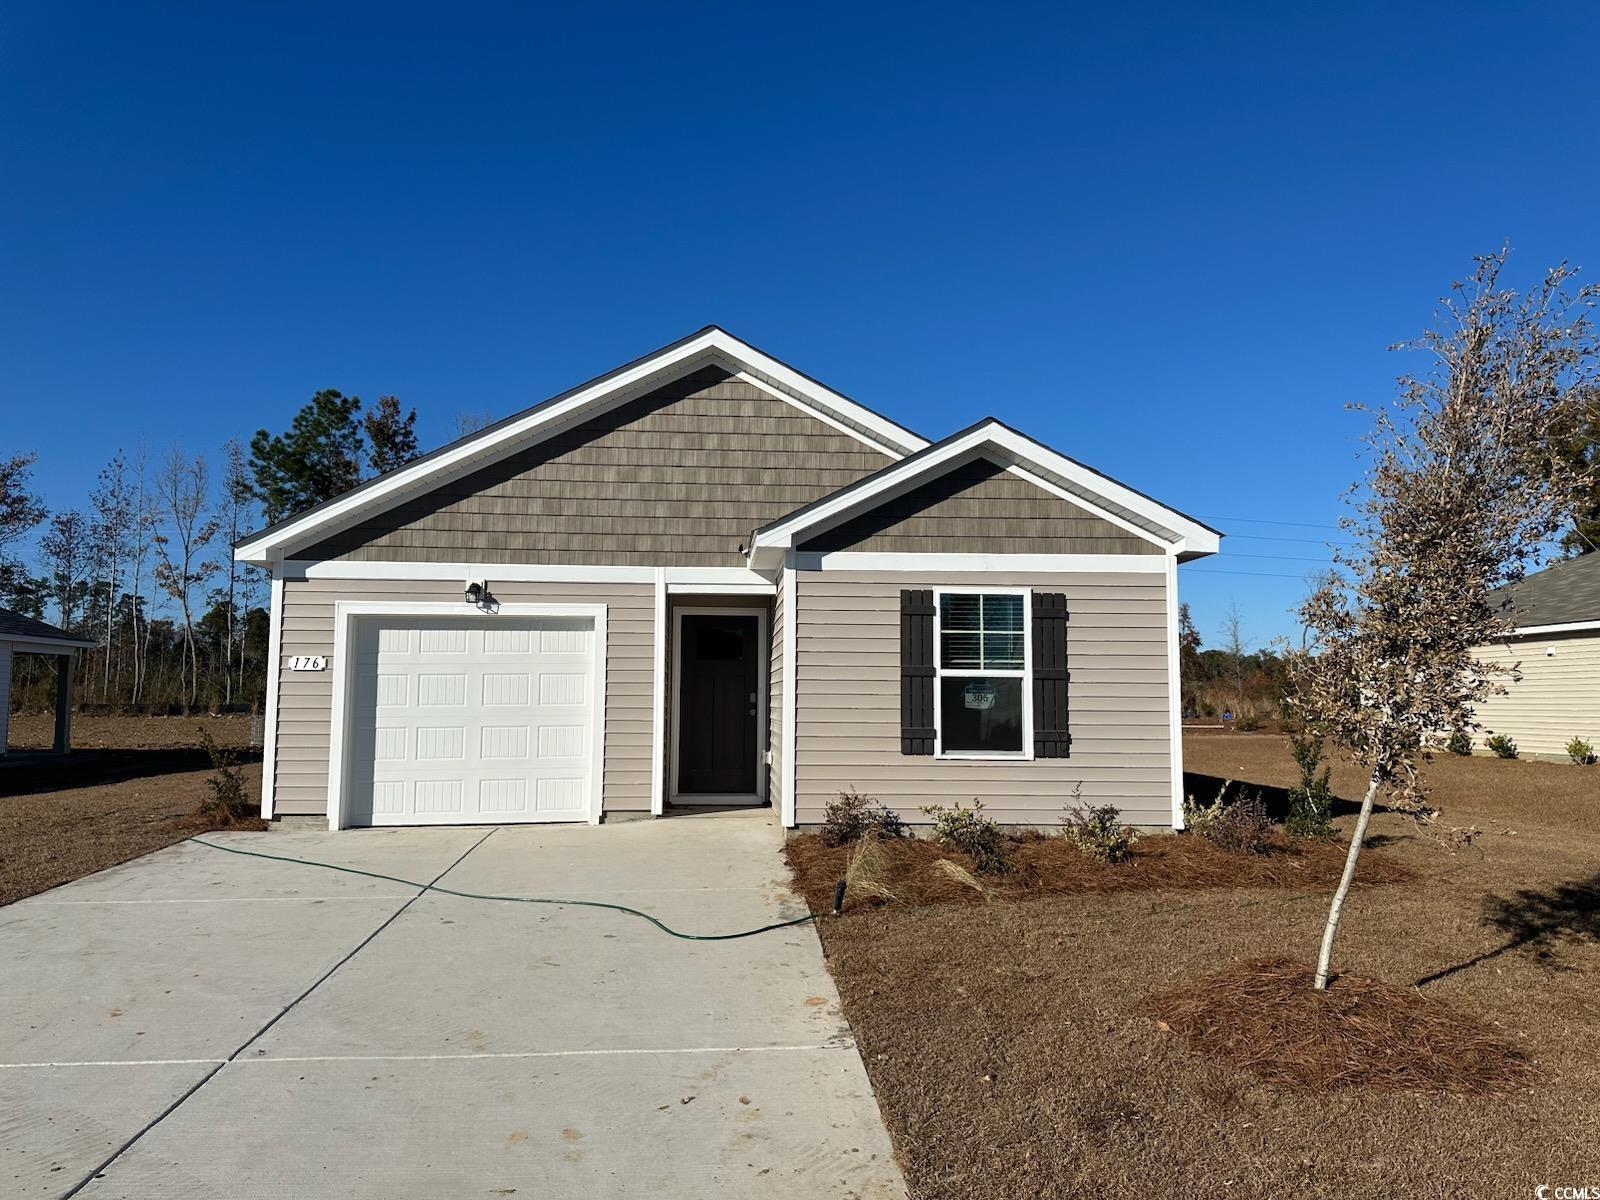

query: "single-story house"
xmin=234 ymin=328 xmax=1221 ymax=830
xmin=1470 ymin=552 xmax=1600 ymax=759
xmin=0 ymin=608 xmax=94 ymax=756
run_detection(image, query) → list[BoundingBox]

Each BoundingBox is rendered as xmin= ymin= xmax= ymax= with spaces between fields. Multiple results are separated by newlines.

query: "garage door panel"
xmin=345 ymin=615 xmax=596 ymax=827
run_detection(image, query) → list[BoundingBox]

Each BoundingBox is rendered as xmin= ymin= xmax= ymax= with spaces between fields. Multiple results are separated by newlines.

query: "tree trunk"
xmin=1314 ymin=768 xmax=1383 ymax=989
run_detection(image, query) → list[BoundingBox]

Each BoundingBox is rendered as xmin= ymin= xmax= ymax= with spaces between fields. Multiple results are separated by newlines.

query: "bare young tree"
xmin=39 ymin=510 xmax=91 ymax=630
xmin=127 ymin=446 xmax=156 ymax=704
xmin=89 ymin=452 xmax=134 ymax=699
xmin=215 ymin=439 xmax=255 ymax=704
xmin=1292 ymin=250 xmax=1599 ymax=990
xmin=151 ymin=447 xmax=220 ymax=708
xmin=1221 ymin=602 xmax=1250 ymax=717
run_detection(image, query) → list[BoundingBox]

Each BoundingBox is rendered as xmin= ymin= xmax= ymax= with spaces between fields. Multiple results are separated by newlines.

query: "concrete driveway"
xmin=1 ymin=810 xmax=905 ymax=1199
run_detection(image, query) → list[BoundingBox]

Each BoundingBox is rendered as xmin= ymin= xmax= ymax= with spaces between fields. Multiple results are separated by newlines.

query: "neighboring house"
xmin=1470 ymin=553 xmax=1600 ymax=759
xmin=234 ymin=328 xmax=1221 ymax=831
xmin=0 ymin=608 xmax=93 ymax=755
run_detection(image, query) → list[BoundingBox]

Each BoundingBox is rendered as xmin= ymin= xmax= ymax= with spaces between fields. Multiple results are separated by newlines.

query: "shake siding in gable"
xmin=792 ymin=571 xmax=1172 ymax=827
xmin=298 ymin=367 xmax=892 ymax=566
xmin=797 ymin=456 xmax=1161 ymax=555
xmin=271 ymin=577 xmax=654 ymax=816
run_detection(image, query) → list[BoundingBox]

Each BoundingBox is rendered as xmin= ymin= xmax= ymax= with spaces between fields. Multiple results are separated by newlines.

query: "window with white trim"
xmin=935 ymin=590 xmax=1031 ymax=757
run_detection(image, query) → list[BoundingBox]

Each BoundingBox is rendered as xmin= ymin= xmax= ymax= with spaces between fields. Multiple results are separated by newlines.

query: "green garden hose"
xmin=186 ymin=837 xmax=825 ymax=941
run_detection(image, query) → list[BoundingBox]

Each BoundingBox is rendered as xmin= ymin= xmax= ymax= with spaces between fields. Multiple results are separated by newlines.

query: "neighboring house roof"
xmin=235 ymin=326 xmax=930 ymax=564
xmin=0 ymin=608 xmax=93 ymax=649
xmin=1492 ymin=553 xmax=1600 ymax=633
xmin=747 ymin=418 xmax=1222 ymax=566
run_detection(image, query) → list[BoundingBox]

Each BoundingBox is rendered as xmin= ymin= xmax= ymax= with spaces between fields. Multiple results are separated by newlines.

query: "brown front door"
xmin=676 ymin=613 xmax=760 ymax=798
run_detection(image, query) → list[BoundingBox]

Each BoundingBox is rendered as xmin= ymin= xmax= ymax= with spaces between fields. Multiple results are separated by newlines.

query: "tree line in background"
xmin=1 ymin=389 xmax=429 ymax=713
xmin=4 ymin=301 xmax=1597 ymax=720
xmin=1178 ymin=602 xmax=1289 ymax=723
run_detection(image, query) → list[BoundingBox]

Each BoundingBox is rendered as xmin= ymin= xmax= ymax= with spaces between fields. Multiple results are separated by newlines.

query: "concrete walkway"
xmin=1 ymin=811 xmax=905 ymax=1199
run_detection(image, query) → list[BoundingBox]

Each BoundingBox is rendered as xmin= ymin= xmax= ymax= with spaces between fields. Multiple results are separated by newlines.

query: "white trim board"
xmin=1500 ymin=620 xmax=1600 ymax=638
xmin=235 ymin=327 xmax=925 ymax=564
xmin=260 ymin=572 xmax=285 ymax=819
xmin=325 ymin=601 xmax=608 ymax=830
xmin=668 ymin=605 xmax=769 ymax=808
xmin=1164 ymin=551 xmax=1185 ymax=831
xmin=780 ymin=567 xmax=797 ymax=828
xmin=789 ymin=552 xmax=1170 ymax=574
xmin=279 ymin=561 xmax=777 ymax=586
xmin=650 ymin=569 xmax=667 ymax=817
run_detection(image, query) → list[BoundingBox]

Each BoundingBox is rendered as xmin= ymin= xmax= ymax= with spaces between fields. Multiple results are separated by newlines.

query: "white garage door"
xmin=346 ymin=616 xmax=597 ymax=826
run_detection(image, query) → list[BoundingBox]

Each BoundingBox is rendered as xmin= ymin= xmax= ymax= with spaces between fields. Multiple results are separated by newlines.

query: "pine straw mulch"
xmin=1145 ymin=955 xmax=1538 ymax=1094
xmin=784 ymin=829 xmax=1412 ymax=913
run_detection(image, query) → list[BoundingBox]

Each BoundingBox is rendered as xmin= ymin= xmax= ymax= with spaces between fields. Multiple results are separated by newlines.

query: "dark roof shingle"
xmin=0 ymin=607 xmax=90 ymax=645
xmin=1493 ymin=553 xmax=1600 ymax=628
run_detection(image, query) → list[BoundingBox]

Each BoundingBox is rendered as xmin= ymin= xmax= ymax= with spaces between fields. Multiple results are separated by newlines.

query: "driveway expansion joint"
xmin=56 ymin=827 xmax=498 ymax=1200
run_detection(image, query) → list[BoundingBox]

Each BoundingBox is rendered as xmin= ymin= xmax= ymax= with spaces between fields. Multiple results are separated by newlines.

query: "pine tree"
xmin=363 ymin=395 xmax=420 ymax=475
xmin=248 ymin=389 xmax=365 ymax=523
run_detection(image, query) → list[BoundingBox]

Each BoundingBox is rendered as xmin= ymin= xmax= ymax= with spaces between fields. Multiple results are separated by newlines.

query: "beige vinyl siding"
xmin=272 ymin=577 xmax=654 ymax=817
xmin=797 ymin=456 xmax=1161 ymax=555
xmin=770 ymin=580 xmax=785 ymax=812
xmin=299 ymin=368 xmax=892 ymax=566
xmin=1468 ymin=631 xmax=1600 ymax=758
xmin=792 ymin=571 xmax=1173 ymax=827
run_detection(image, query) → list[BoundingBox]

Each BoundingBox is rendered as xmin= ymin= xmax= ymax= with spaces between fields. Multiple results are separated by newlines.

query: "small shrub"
xmin=1209 ymin=795 xmax=1274 ymax=855
xmin=819 ymin=790 xmax=907 ymax=847
xmin=1445 ymin=729 xmax=1473 ymax=756
xmin=1234 ymin=713 xmax=1264 ymax=733
xmin=1567 ymin=736 xmax=1597 ymax=766
xmin=1184 ymin=781 xmax=1272 ymax=854
xmin=1286 ymin=729 xmax=1334 ymax=838
xmin=1060 ymin=802 xmax=1139 ymax=864
xmin=197 ymin=726 xmax=254 ymax=825
xmin=921 ymin=799 xmax=1012 ymax=875
xmin=1486 ymin=734 xmax=1519 ymax=760
xmin=1182 ymin=781 xmax=1231 ymax=839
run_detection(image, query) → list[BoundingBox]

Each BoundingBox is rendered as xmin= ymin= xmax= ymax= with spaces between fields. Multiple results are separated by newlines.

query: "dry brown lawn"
xmin=808 ymin=731 xmax=1600 ymax=1199
xmin=1 ymin=714 xmax=263 ymax=905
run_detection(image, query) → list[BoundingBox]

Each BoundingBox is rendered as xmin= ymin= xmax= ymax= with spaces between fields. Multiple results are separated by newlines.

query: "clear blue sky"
xmin=2 ymin=2 xmax=1596 ymax=648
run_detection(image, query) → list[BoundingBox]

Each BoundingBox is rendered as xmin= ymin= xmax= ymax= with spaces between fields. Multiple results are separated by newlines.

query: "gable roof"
xmin=1492 ymin=552 xmax=1600 ymax=632
xmin=235 ymin=326 xmax=929 ymax=564
xmin=747 ymin=418 xmax=1222 ymax=566
xmin=0 ymin=607 xmax=93 ymax=649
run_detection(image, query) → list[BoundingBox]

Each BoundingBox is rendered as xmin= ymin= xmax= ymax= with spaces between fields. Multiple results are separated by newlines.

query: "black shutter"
xmin=900 ymin=589 xmax=936 ymax=755
xmin=1032 ymin=592 xmax=1070 ymax=758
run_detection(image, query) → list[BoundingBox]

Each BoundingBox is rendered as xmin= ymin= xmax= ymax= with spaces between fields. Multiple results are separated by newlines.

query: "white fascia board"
xmin=750 ymin=423 xmax=1219 ymax=560
xmin=235 ymin=327 xmax=926 ymax=565
xmin=282 ymin=560 xmax=657 ymax=583
xmin=1501 ymin=620 xmax=1600 ymax=638
xmin=2 ymin=636 xmax=96 ymax=653
xmin=279 ymin=561 xmax=777 ymax=587
xmin=789 ymin=551 xmax=1170 ymax=573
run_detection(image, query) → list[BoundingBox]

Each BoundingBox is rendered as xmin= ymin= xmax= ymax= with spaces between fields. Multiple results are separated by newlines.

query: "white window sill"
xmin=935 ymin=751 xmax=1034 ymax=762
